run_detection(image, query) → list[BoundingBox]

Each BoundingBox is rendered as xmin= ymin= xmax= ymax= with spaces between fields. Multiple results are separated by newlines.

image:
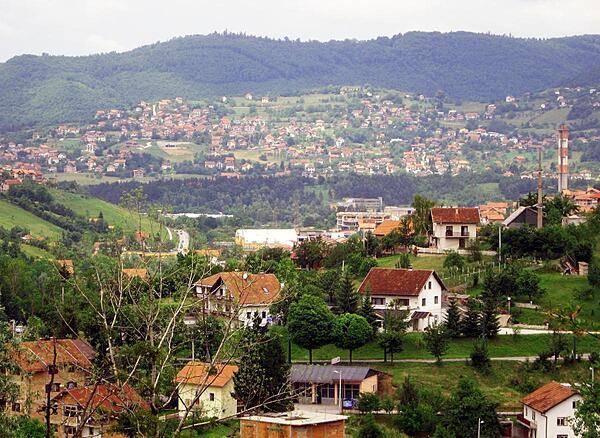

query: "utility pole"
xmin=537 ymin=146 xmax=543 ymax=229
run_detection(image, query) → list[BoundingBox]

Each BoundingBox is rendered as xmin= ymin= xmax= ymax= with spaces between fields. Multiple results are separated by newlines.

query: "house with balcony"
xmin=357 ymin=268 xmax=446 ymax=331
xmin=194 ymin=272 xmax=281 ymax=326
xmin=517 ymin=381 xmax=581 ymax=438
xmin=430 ymin=207 xmax=480 ymax=250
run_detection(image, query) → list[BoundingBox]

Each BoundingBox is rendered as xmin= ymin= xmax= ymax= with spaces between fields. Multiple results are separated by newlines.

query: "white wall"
xmin=432 ymin=223 xmax=477 ymax=250
xmin=178 ymin=380 xmax=237 ymax=420
xmin=523 ymin=393 xmax=582 ymax=438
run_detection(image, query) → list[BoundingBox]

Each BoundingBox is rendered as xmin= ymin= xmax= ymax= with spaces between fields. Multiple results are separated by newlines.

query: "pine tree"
xmin=335 ymin=270 xmax=359 ymax=314
xmin=444 ymin=298 xmax=462 ymax=338
xmin=461 ymin=298 xmax=481 ymax=338
xmin=358 ymin=290 xmax=378 ymax=335
xmin=234 ymin=317 xmax=292 ymax=413
xmin=480 ymin=299 xmax=500 ymax=339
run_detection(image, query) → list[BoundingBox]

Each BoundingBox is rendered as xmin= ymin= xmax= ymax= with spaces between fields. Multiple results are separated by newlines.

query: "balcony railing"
xmin=516 ymin=413 xmax=536 ymax=429
xmin=445 ymin=231 xmax=470 ymax=237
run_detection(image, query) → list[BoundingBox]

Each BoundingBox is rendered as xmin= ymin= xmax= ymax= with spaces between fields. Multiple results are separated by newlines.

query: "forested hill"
xmin=2 ymin=31 xmax=600 ymax=130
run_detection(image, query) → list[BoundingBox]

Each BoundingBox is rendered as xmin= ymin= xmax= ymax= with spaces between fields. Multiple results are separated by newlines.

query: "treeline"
xmin=85 ymin=173 xmax=561 ymax=227
xmin=2 ymin=32 xmax=600 ymax=129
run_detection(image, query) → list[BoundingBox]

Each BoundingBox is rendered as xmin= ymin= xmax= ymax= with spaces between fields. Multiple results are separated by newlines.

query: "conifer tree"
xmin=444 ymin=298 xmax=462 ymax=338
xmin=335 ymin=270 xmax=359 ymax=314
xmin=358 ymin=290 xmax=378 ymax=335
xmin=480 ymin=299 xmax=500 ymax=339
xmin=461 ymin=298 xmax=481 ymax=338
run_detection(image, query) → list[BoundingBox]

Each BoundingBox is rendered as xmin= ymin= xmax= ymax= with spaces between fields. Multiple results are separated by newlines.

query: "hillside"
xmin=2 ymin=32 xmax=600 ymax=130
xmin=0 ymin=199 xmax=63 ymax=240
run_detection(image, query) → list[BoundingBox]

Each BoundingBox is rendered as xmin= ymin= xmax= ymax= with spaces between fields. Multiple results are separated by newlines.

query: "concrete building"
xmin=235 ymin=229 xmax=298 ymax=251
xmin=430 ymin=207 xmax=480 ymax=250
xmin=518 ymin=381 xmax=582 ymax=438
xmin=357 ymin=268 xmax=447 ymax=331
xmin=240 ymin=411 xmax=347 ymax=438
xmin=174 ymin=362 xmax=238 ymax=420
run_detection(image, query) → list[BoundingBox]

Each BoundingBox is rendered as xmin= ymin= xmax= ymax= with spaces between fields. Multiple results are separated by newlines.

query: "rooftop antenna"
xmin=537 ymin=145 xmax=543 ymax=229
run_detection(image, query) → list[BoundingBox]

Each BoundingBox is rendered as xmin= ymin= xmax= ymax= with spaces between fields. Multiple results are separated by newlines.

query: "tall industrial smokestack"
xmin=537 ymin=146 xmax=543 ymax=229
xmin=557 ymin=124 xmax=569 ymax=193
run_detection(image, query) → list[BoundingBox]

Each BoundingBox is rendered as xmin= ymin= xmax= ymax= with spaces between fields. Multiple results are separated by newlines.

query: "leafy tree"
xmin=515 ymin=269 xmax=545 ymax=302
xmin=293 ymin=236 xmax=329 ymax=269
xmin=234 ymin=317 xmax=292 ymax=413
xmin=319 ymin=269 xmax=340 ymax=305
xmin=444 ymin=377 xmax=502 ymax=438
xmin=287 ymin=294 xmax=334 ymax=363
xmin=461 ymin=298 xmax=481 ymax=338
xmin=444 ymin=250 xmax=465 ymax=271
xmin=380 ymin=396 xmax=395 ymax=414
xmin=424 ymin=324 xmax=449 ymax=363
xmin=332 ymin=313 xmax=372 ymax=364
xmin=334 ymin=270 xmax=360 ymax=314
xmin=571 ymin=381 xmax=600 ymax=438
xmin=357 ymin=393 xmax=380 ymax=414
xmin=432 ymin=425 xmax=457 ymax=438
xmin=444 ymin=298 xmax=462 ymax=338
xmin=358 ymin=413 xmax=384 ymax=438
xmin=397 ymin=376 xmax=419 ymax=408
xmin=411 ymin=195 xmax=436 ymax=236
xmin=190 ymin=315 xmax=224 ymax=362
xmin=378 ymin=304 xmax=409 ymax=363
xmin=395 ymin=403 xmax=437 ymax=436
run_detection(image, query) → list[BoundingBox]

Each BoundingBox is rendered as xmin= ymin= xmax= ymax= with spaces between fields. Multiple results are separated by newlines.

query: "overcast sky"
xmin=1 ymin=0 xmax=598 ymax=62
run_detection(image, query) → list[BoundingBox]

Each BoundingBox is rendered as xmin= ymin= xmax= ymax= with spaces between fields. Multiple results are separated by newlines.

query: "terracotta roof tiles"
xmin=521 ymin=381 xmax=577 ymax=413
xmin=14 ymin=339 xmax=95 ymax=373
xmin=431 ymin=207 xmax=480 ymax=224
xmin=358 ymin=268 xmax=446 ymax=297
xmin=195 ymin=272 xmax=281 ymax=305
xmin=174 ymin=361 xmax=238 ymax=388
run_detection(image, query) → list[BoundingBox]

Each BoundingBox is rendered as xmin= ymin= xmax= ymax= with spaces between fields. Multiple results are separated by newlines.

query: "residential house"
xmin=49 ymin=383 xmax=146 ymax=438
xmin=8 ymin=339 xmax=95 ymax=419
xmin=373 ymin=220 xmax=401 ymax=238
xmin=291 ymin=364 xmax=383 ymax=406
xmin=502 ymin=206 xmax=543 ymax=229
xmin=174 ymin=361 xmax=238 ymax=420
xmin=430 ymin=207 xmax=480 ymax=250
xmin=240 ymin=411 xmax=346 ymax=438
xmin=517 ymin=381 xmax=582 ymax=438
xmin=194 ymin=272 xmax=281 ymax=326
xmin=358 ymin=268 xmax=446 ymax=331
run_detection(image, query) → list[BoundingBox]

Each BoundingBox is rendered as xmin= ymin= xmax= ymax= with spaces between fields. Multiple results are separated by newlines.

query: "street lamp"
xmin=333 ymin=370 xmax=343 ymax=414
xmin=590 ymin=366 xmax=595 ymax=382
xmin=507 ymin=297 xmax=511 ymax=317
xmin=477 ymin=418 xmax=484 ymax=438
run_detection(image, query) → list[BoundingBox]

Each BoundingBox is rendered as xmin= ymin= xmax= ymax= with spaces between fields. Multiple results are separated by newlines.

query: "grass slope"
xmin=0 ymin=199 xmax=63 ymax=240
xmin=49 ymin=189 xmax=161 ymax=234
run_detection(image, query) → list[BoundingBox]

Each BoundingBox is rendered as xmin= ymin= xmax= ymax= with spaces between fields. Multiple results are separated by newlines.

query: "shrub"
xmin=357 ymin=393 xmax=380 ymax=414
xmin=470 ymin=339 xmax=491 ymax=372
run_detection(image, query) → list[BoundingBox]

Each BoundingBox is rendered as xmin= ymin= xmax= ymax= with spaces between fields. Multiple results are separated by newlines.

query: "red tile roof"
xmin=431 ymin=207 xmax=480 ymax=224
xmin=521 ymin=381 xmax=577 ymax=413
xmin=15 ymin=339 xmax=95 ymax=373
xmin=174 ymin=361 xmax=238 ymax=388
xmin=195 ymin=272 xmax=281 ymax=305
xmin=52 ymin=383 xmax=148 ymax=413
xmin=358 ymin=268 xmax=446 ymax=297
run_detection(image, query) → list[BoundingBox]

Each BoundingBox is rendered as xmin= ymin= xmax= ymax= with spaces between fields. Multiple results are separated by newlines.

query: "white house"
xmin=234 ymin=228 xmax=298 ymax=251
xmin=357 ymin=268 xmax=447 ymax=331
xmin=194 ymin=272 xmax=281 ymax=326
xmin=430 ymin=207 xmax=480 ymax=251
xmin=174 ymin=361 xmax=238 ymax=420
xmin=518 ymin=381 xmax=582 ymax=438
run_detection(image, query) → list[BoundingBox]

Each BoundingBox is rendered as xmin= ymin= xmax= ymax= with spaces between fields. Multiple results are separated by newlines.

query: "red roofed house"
xmin=358 ymin=268 xmax=447 ymax=331
xmin=174 ymin=361 xmax=238 ymax=420
xmin=9 ymin=339 xmax=95 ymax=420
xmin=49 ymin=383 xmax=147 ymax=438
xmin=195 ymin=272 xmax=281 ymax=326
xmin=430 ymin=207 xmax=480 ymax=250
xmin=517 ymin=381 xmax=581 ymax=438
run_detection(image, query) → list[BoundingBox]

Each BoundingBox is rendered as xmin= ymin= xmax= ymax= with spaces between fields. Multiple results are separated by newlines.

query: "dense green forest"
xmin=2 ymin=32 xmax=600 ymax=130
xmin=84 ymin=173 xmax=573 ymax=227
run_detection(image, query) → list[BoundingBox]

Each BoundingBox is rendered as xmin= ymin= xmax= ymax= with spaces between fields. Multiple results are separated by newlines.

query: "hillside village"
xmin=1 ymin=86 xmax=599 ymax=185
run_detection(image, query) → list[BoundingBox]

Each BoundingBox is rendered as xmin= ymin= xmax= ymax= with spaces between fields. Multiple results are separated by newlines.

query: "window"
xmin=246 ymin=312 xmax=251 ymax=319
xmin=557 ymin=418 xmax=567 ymax=426
xmin=572 ymin=400 xmax=578 ymax=409
xmin=66 ymin=381 xmax=77 ymax=390
xmin=532 ymin=411 xmax=536 ymax=420
xmin=434 ymin=296 xmax=439 ymax=305
xmin=209 ymin=393 xmax=215 ymax=401
xmin=64 ymin=426 xmax=77 ymax=436
xmin=343 ymin=384 xmax=360 ymax=400
xmin=63 ymin=405 xmax=81 ymax=417
xmin=422 ymin=298 xmax=426 ymax=306
xmin=261 ymin=311 xmax=266 ymax=319
xmin=371 ymin=297 xmax=385 ymax=306
xmin=428 ymin=281 xmax=432 ymax=289
xmin=11 ymin=402 xmax=20 ymax=412
xmin=445 ymin=226 xmax=453 ymax=236
xmin=320 ymin=384 xmax=335 ymax=399
xmin=461 ymin=225 xmax=469 ymax=236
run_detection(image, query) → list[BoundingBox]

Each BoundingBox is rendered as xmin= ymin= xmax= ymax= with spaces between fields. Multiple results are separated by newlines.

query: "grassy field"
xmin=50 ymin=189 xmax=163 ymax=235
xmin=20 ymin=244 xmax=53 ymax=259
xmin=0 ymin=199 xmax=63 ymax=240
xmin=376 ymin=360 xmax=595 ymax=410
xmin=280 ymin=328 xmax=600 ymax=363
xmin=377 ymin=254 xmax=447 ymax=272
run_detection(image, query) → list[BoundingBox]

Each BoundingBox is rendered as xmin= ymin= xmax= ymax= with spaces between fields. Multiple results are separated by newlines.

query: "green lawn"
xmin=50 ymin=189 xmax=163 ymax=235
xmin=377 ymin=254 xmax=446 ymax=272
xmin=280 ymin=328 xmax=600 ymax=363
xmin=21 ymin=244 xmax=53 ymax=259
xmin=0 ymin=199 xmax=63 ymax=240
